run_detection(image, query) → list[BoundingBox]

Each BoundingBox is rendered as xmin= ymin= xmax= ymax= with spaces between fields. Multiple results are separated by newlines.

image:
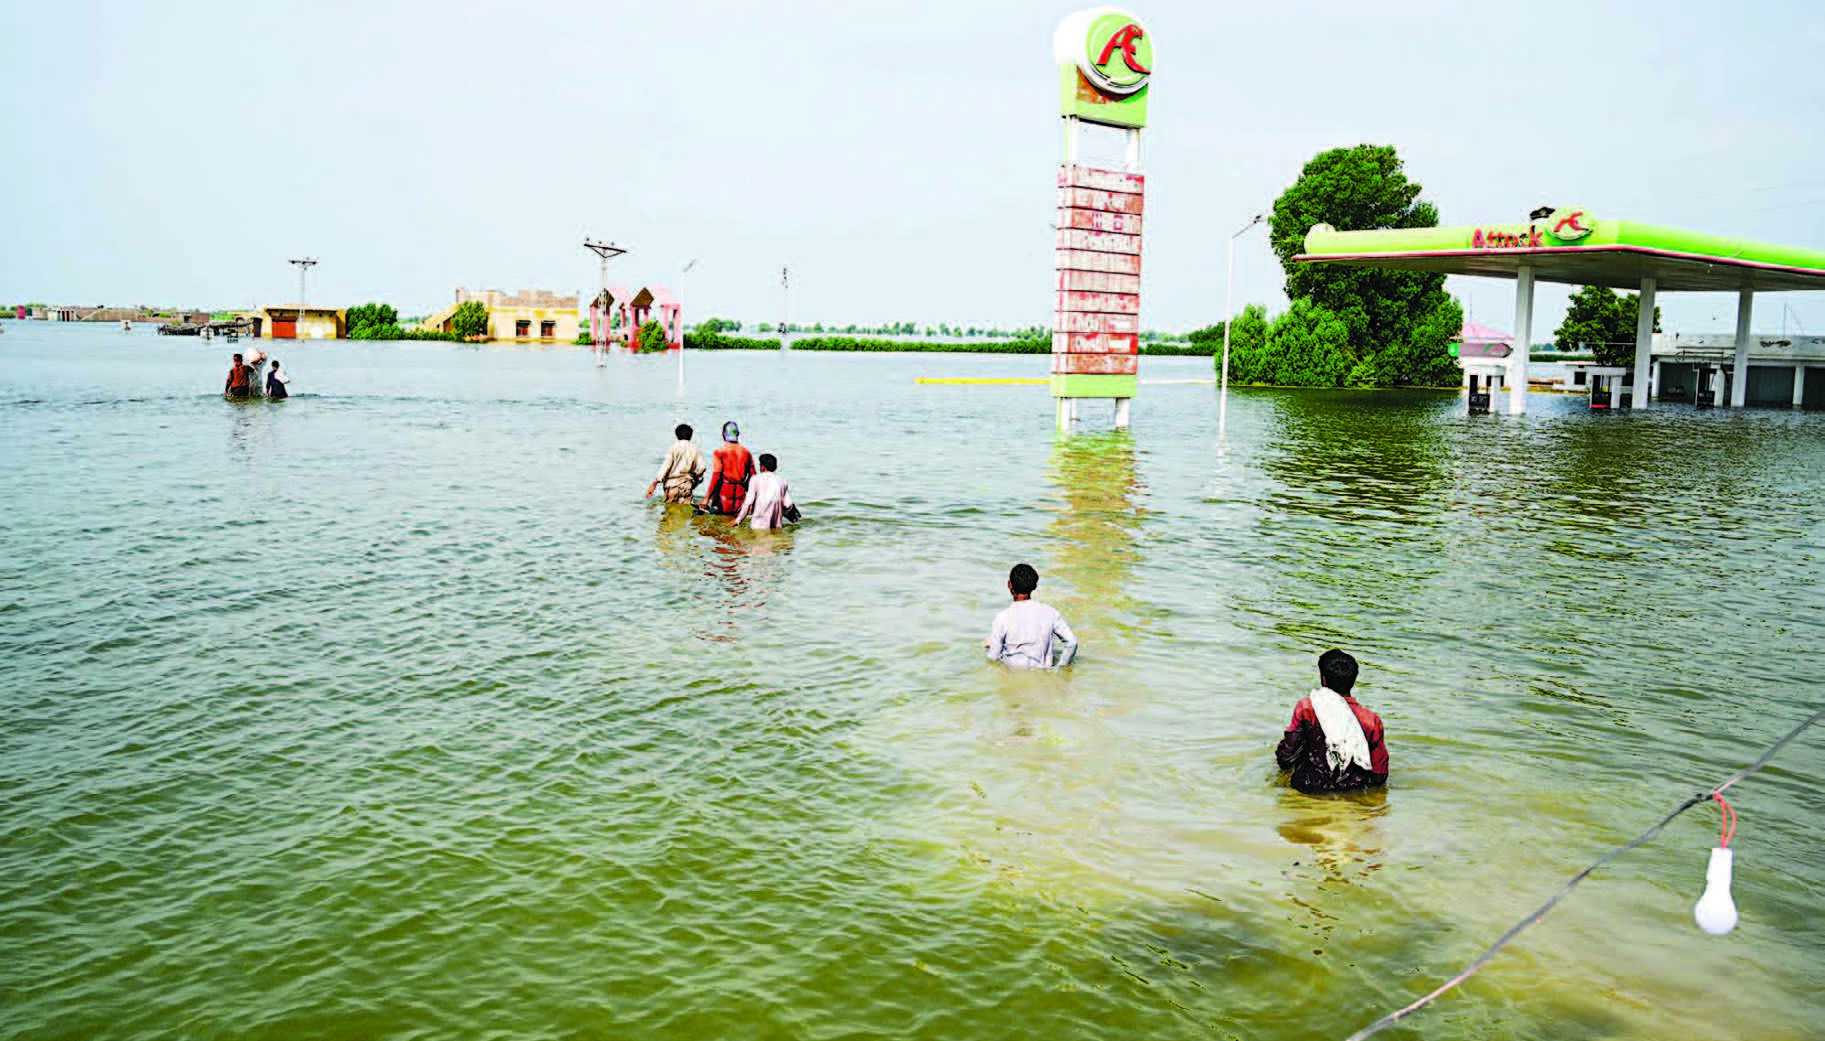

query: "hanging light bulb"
xmin=1694 ymin=846 xmax=1738 ymax=935
xmin=1694 ymin=793 xmax=1739 ymax=935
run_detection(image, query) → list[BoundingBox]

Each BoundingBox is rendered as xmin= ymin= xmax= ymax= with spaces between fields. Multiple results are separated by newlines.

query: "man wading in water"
xmin=699 ymin=420 xmax=754 ymax=516
xmin=985 ymin=563 xmax=1078 ymax=669
xmin=1275 ymin=649 xmax=1389 ymax=794
xmin=645 ymin=423 xmax=706 ymax=504
xmin=223 ymin=353 xmax=252 ymax=399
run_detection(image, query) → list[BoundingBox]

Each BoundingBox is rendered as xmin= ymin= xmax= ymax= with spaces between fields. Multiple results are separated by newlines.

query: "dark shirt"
xmin=1275 ymin=693 xmax=1389 ymax=794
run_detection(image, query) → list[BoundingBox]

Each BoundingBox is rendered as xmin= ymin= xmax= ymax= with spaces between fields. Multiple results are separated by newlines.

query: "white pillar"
xmin=1056 ymin=397 xmax=1070 ymax=431
xmin=1113 ymin=398 xmax=1131 ymax=429
xmin=1631 ymin=277 xmax=1657 ymax=409
xmin=1509 ymin=265 xmax=1535 ymax=415
xmin=1731 ymin=289 xmax=1753 ymax=407
xmin=1795 ymin=365 xmax=1807 ymax=408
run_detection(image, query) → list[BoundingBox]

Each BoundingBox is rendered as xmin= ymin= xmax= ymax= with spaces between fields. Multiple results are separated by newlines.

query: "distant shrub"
xmin=450 ymin=300 xmax=489 ymax=341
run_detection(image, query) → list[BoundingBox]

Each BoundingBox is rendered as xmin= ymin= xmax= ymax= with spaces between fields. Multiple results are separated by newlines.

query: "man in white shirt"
xmin=985 ymin=563 xmax=1077 ymax=669
xmin=645 ymin=424 xmax=707 ymax=504
xmin=733 ymin=452 xmax=796 ymax=530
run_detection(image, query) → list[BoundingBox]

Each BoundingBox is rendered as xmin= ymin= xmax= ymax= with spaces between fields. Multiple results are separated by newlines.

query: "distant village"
xmin=8 ymin=289 xmax=587 ymax=343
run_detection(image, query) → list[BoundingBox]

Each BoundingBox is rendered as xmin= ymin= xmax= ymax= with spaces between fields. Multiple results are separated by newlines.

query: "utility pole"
xmin=583 ymin=238 xmax=627 ymax=355
xmin=780 ymin=266 xmax=790 ymax=352
xmin=288 ymin=257 xmax=318 ymax=308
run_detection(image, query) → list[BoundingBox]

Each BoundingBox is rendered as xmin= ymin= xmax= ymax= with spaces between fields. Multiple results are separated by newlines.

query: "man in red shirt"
xmin=223 ymin=353 xmax=252 ymax=399
xmin=1275 ymin=649 xmax=1389 ymax=794
xmin=699 ymin=420 xmax=755 ymax=516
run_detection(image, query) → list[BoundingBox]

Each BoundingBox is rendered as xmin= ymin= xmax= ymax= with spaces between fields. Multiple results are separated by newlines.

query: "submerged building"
xmin=1651 ymin=332 xmax=1823 ymax=408
xmin=253 ymin=306 xmax=345 ymax=340
xmin=421 ymin=288 xmax=580 ymax=343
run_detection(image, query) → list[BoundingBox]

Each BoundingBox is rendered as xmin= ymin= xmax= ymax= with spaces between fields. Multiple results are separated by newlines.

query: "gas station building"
xmin=1297 ymin=209 xmax=1825 ymax=412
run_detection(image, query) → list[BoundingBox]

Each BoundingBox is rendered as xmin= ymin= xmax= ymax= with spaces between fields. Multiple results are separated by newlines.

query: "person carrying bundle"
xmin=1275 ymin=649 xmax=1389 ymax=794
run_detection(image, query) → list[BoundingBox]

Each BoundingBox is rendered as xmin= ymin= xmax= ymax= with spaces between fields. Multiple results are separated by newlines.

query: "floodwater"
xmin=3 ymin=322 xmax=1822 ymax=1041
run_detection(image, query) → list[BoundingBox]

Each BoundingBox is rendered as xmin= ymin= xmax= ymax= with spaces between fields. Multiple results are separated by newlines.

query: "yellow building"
xmin=420 ymin=288 xmax=580 ymax=343
xmin=254 ymin=306 xmax=345 ymax=340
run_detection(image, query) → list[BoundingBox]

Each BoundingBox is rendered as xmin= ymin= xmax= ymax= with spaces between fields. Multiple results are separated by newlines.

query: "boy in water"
xmin=1275 ymin=649 xmax=1389 ymax=794
xmin=985 ymin=563 xmax=1077 ymax=669
xmin=733 ymin=452 xmax=795 ymax=530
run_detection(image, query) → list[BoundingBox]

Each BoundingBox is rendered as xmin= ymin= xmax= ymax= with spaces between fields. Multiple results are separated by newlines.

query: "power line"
xmin=1342 ymin=703 xmax=1825 ymax=1041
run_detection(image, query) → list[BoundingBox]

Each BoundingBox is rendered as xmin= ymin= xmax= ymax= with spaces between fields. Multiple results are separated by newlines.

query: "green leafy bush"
xmin=450 ymin=300 xmax=489 ymax=341
xmin=345 ymin=302 xmax=399 ymax=338
xmin=635 ymin=319 xmax=669 ymax=353
xmin=1211 ymin=305 xmax=1271 ymax=383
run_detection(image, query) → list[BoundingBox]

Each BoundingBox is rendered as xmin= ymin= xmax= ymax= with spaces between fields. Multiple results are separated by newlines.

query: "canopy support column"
xmin=1731 ymin=289 xmax=1754 ymax=407
xmin=1795 ymin=365 xmax=1808 ymax=408
xmin=1630 ymin=277 xmax=1657 ymax=409
xmin=1509 ymin=265 xmax=1534 ymax=415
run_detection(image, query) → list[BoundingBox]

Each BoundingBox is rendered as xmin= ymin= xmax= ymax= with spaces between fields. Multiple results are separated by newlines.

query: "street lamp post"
xmin=679 ymin=258 xmax=697 ymax=395
xmin=780 ymin=266 xmax=790 ymax=352
xmin=1219 ymin=214 xmax=1266 ymax=445
xmin=288 ymin=257 xmax=318 ymax=309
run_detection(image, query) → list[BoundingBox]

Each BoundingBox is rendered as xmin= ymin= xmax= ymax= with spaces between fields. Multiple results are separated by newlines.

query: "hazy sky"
xmin=6 ymin=0 xmax=1825 ymax=335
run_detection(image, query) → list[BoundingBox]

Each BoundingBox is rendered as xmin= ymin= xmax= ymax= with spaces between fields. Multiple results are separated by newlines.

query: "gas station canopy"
xmin=1292 ymin=207 xmax=1825 ymax=414
xmin=1295 ymin=211 xmax=1825 ymax=292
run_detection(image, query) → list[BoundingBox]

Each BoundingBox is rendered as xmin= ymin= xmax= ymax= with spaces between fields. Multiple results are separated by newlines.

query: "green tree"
xmin=1348 ymin=294 xmax=1463 ymax=386
xmin=450 ymin=300 xmax=489 ymax=341
xmin=346 ymin=302 xmax=403 ymax=340
xmin=1264 ymin=300 xmax=1354 ymax=386
xmin=697 ymin=316 xmax=739 ymax=334
xmin=1211 ymin=304 xmax=1271 ymax=383
xmin=1555 ymin=285 xmax=1661 ymax=365
xmin=635 ymin=318 xmax=668 ymax=353
xmin=1267 ymin=144 xmax=1461 ymax=386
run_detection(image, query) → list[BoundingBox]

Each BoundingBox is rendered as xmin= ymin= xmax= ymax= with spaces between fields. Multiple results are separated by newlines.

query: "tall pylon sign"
xmin=1052 ymin=7 xmax=1151 ymax=431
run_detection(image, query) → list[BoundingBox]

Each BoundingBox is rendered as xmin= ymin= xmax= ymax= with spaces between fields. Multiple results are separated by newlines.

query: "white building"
xmin=1650 ymin=332 xmax=1823 ymax=408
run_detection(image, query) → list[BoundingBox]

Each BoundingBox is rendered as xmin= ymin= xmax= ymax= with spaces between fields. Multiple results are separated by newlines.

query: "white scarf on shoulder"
xmin=1309 ymin=686 xmax=1372 ymax=773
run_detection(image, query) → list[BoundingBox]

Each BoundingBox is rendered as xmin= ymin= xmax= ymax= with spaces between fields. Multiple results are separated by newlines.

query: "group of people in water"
xmin=650 ymin=423 xmax=1388 ymax=795
xmin=645 ymin=421 xmax=797 ymax=531
xmin=222 ymin=351 xmax=291 ymax=400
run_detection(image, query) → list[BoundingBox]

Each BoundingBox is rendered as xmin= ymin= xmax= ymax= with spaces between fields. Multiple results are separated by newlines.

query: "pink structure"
xmin=650 ymin=288 xmax=683 ymax=351
xmin=626 ymin=287 xmax=654 ymax=350
xmin=588 ymin=283 xmax=684 ymax=352
xmin=1457 ymin=320 xmax=1513 ymax=359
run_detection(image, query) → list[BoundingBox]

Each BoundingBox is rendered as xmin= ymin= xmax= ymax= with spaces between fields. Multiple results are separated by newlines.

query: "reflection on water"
xmin=655 ymin=507 xmax=797 ymax=642
xmin=1046 ymin=431 xmax=1144 ymax=662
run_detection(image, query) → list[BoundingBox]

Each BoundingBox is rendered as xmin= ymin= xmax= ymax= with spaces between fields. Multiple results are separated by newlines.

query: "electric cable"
xmin=1341 ymin=703 xmax=1825 ymax=1041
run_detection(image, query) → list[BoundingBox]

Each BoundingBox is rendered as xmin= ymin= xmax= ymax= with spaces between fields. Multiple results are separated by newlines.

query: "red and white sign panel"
xmin=1052 ymin=352 xmax=1141 ymax=375
xmin=1052 ymin=331 xmax=1139 ymax=354
xmin=1059 ymin=165 xmax=1146 ymax=194
xmin=1055 ymin=248 xmax=1142 ymax=275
